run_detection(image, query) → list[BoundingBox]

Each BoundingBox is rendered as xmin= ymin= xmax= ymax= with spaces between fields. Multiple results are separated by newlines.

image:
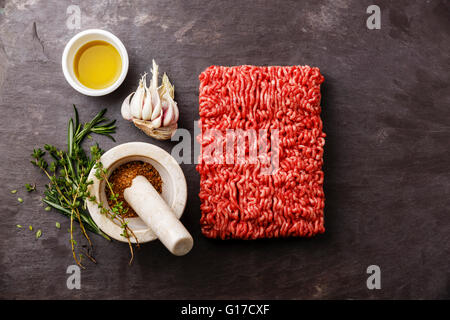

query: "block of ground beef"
xmin=197 ymin=65 xmax=325 ymax=239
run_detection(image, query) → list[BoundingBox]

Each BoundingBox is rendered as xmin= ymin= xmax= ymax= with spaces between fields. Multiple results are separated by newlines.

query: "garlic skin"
xmin=150 ymin=60 xmax=162 ymax=121
xmin=121 ymin=60 xmax=178 ymax=140
xmin=133 ymin=119 xmax=177 ymax=140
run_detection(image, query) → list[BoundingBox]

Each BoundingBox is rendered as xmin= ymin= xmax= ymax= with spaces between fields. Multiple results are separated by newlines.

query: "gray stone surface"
xmin=0 ymin=0 xmax=449 ymax=299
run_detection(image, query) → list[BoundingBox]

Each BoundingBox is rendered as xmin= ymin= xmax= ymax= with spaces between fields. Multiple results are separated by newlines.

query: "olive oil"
xmin=74 ymin=40 xmax=122 ymax=89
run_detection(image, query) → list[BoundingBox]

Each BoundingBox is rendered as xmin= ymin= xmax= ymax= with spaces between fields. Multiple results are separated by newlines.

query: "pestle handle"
xmin=124 ymin=175 xmax=193 ymax=256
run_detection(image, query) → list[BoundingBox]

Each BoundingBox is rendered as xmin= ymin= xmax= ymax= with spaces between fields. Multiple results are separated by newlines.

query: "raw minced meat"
xmin=197 ymin=65 xmax=325 ymax=239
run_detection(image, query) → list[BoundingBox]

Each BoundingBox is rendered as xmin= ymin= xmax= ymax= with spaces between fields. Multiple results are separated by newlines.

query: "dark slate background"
xmin=0 ymin=0 xmax=449 ymax=299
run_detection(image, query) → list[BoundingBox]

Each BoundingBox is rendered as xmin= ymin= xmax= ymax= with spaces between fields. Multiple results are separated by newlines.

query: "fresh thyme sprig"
xmin=88 ymin=160 xmax=140 ymax=265
xmin=30 ymin=105 xmax=116 ymax=268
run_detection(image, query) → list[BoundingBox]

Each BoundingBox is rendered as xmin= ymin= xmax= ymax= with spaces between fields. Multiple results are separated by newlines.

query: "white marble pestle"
xmin=124 ymin=175 xmax=193 ymax=256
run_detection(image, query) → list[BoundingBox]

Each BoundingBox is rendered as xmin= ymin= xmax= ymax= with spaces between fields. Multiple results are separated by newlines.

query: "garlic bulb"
xmin=121 ymin=60 xmax=178 ymax=140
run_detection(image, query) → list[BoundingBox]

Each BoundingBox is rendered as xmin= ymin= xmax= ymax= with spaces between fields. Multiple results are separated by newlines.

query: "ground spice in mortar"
xmin=106 ymin=161 xmax=162 ymax=218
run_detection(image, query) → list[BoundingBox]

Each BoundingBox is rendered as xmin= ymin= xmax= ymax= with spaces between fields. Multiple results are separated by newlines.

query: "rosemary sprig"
xmin=31 ymin=105 xmax=115 ymax=268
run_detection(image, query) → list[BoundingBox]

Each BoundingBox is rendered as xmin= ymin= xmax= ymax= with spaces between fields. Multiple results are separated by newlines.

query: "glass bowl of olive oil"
xmin=62 ymin=29 xmax=129 ymax=96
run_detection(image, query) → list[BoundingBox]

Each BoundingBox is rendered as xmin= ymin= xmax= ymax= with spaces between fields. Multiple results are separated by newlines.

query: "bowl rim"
xmin=86 ymin=142 xmax=188 ymax=243
xmin=61 ymin=29 xmax=129 ymax=96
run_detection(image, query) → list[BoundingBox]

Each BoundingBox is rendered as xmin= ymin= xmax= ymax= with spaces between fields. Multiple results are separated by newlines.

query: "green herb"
xmin=18 ymin=197 xmax=23 ymax=203
xmin=89 ymin=160 xmax=139 ymax=265
xmin=16 ymin=224 xmax=22 ymax=228
xmin=29 ymin=225 xmax=33 ymax=231
xmin=56 ymin=222 xmax=60 ymax=229
xmin=44 ymin=206 xmax=51 ymax=212
xmin=11 ymin=190 xmax=17 ymax=194
xmin=25 ymin=183 xmax=36 ymax=192
xmin=30 ymin=105 xmax=115 ymax=268
xmin=36 ymin=229 xmax=42 ymax=239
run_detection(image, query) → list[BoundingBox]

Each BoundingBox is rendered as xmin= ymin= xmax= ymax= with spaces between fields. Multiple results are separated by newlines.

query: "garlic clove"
xmin=150 ymin=92 xmax=161 ymax=120
xmin=141 ymin=87 xmax=153 ymax=120
xmin=162 ymin=101 xmax=174 ymax=127
xmin=121 ymin=92 xmax=134 ymax=120
xmin=172 ymin=101 xmax=179 ymax=124
xmin=151 ymin=111 xmax=162 ymax=128
xmin=130 ymin=74 xmax=146 ymax=119
xmin=162 ymin=92 xmax=179 ymax=125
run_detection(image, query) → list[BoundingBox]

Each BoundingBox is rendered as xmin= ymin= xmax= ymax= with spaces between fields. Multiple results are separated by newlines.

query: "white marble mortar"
xmin=86 ymin=142 xmax=187 ymax=243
